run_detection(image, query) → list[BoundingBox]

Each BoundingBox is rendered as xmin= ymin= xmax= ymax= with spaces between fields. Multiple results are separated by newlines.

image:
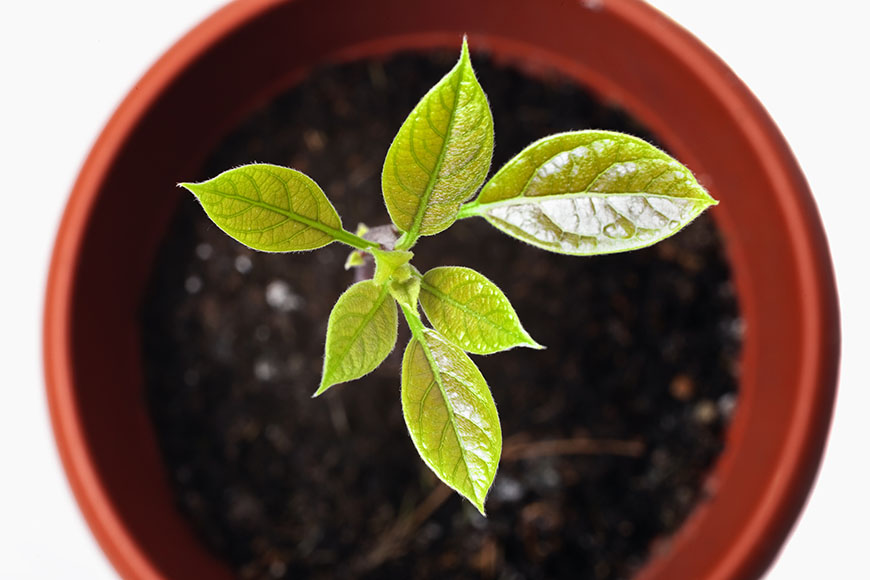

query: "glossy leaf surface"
xmin=419 ymin=267 xmax=541 ymax=355
xmin=316 ymin=281 xmax=397 ymax=395
xmin=382 ymin=39 xmax=494 ymax=240
xmin=462 ymin=131 xmax=717 ymax=255
xmin=181 ymin=164 xmax=358 ymax=252
xmin=401 ymin=328 xmax=501 ymax=514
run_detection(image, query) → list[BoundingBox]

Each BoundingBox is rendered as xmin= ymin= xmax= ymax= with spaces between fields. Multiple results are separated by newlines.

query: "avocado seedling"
xmin=180 ymin=38 xmax=717 ymax=515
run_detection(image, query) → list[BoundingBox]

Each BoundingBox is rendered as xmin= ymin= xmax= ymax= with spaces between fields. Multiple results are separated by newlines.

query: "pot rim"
xmin=44 ymin=1 xmax=840 ymax=579
xmin=43 ymin=3 xmax=278 ymax=578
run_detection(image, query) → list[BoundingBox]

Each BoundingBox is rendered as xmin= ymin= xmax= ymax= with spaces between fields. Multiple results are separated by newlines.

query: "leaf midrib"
xmin=459 ymin=190 xmax=710 ymax=218
xmin=404 ymin=58 xmax=468 ymax=241
xmin=194 ymin=185 xmax=377 ymax=249
xmin=324 ymin=283 xmax=392 ymax=386
xmin=419 ymin=335 xmax=479 ymax=505
xmin=420 ymin=278 xmax=523 ymax=347
xmin=403 ymin=310 xmax=481 ymax=507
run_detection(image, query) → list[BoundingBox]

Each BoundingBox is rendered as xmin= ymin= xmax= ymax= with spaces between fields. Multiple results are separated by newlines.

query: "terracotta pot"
xmin=44 ymin=0 xmax=839 ymax=578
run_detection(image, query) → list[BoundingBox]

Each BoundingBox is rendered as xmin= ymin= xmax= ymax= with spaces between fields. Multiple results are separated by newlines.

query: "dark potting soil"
xmin=142 ymin=51 xmax=742 ymax=580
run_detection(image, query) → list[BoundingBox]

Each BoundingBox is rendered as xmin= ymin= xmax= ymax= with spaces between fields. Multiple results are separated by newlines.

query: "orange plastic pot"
xmin=44 ymin=0 xmax=839 ymax=578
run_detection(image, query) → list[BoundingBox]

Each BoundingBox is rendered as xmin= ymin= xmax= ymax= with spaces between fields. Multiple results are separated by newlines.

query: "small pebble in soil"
xmin=184 ymin=275 xmax=202 ymax=294
xmin=235 ymin=255 xmax=253 ymax=274
xmin=692 ymin=400 xmax=719 ymax=425
xmin=269 ymin=561 xmax=287 ymax=578
xmin=669 ymin=374 xmax=695 ymax=401
xmin=492 ymin=475 xmax=524 ymax=503
xmin=717 ymin=392 xmax=738 ymax=421
xmin=265 ymin=280 xmax=302 ymax=312
xmin=195 ymin=243 xmax=213 ymax=260
xmin=253 ymin=358 xmax=278 ymax=381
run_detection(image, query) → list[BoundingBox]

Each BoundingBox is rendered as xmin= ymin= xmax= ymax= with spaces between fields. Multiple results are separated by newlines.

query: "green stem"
xmin=456 ymin=201 xmax=481 ymax=220
xmin=394 ymin=231 xmax=417 ymax=251
xmin=400 ymin=303 xmax=424 ymax=339
xmin=335 ymin=228 xmax=380 ymax=251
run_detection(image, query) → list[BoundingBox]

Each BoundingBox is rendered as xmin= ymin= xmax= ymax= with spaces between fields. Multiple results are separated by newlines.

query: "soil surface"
xmin=142 ymin=51 xmax=742 ymax=580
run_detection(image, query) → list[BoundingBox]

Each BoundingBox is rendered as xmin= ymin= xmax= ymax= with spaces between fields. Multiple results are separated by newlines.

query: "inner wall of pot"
xmin=54 ymin=0 xmax=840 ymax=578
xmin=140 ymin=49 xmax=742 ymax=580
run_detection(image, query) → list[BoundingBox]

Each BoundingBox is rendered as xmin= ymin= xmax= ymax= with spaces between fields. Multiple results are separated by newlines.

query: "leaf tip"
xmin=458 ymin=35 xmax=473 ymax=69
xmin=517 ymin=325 xmax=546 ymax=351
xmin=691 ymin=180 xmax=719 ymax=209
xmin=525 ymin=338 xmax=546 ymax=351
xmin=178 ymin=181 xmax=207 ymax=202
xmin=312 ymin=378 xmax=333 ymax=398
xmin=696 ymin=192 xmax=719 ymax=213
xmin=466 ymin=485 xmax=490 ymax=516
xmin=447 ymin=483 xmax=489 ymax=516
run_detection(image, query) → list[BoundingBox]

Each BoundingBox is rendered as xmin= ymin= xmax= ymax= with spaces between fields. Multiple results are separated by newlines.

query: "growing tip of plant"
xmin=344 ymin=250 xmax=366 ymax=270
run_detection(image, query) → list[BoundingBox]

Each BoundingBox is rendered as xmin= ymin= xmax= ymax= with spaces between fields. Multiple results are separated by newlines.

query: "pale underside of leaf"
xmin=419 ymin=267 xmax=541 ymax=355
xmin=468 ymin=131 xmax=717 ymax=255
xmin=316 ymin=281 xmax=397 ymax=395
xmin=382 ymin=40 xmax=494 ymax=238
xmin=181 ymin=164 xmax=343 ymax=252
xmin=401 ymin=328 xmax=501 ymax=514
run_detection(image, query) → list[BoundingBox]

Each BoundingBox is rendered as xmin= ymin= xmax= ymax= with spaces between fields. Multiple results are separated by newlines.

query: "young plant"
xmin=180 ymin=39 xmax=717 ymax=515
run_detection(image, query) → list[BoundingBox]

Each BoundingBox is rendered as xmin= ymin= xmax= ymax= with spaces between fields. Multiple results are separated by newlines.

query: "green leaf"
xmin=419 ymin=267 xmax=542 ymax=355
xmin=344 ymin=250 xmax=366 ymax=270
xmin=460 ymin=131 xmax=718 ymax=255
xmin=181 ymin=164 xmax=372 ymax=252
xmin=383 ymin=38 xmax=494 ymax=242
xmin=315 ymin=280 xmax=397 ymax=396
xmin=401 ymin=327 xmax=501 ymax=514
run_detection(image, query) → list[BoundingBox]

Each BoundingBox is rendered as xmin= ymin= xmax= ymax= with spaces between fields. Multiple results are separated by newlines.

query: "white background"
xmin=0 ymin=1 xmax=866 ymax=578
